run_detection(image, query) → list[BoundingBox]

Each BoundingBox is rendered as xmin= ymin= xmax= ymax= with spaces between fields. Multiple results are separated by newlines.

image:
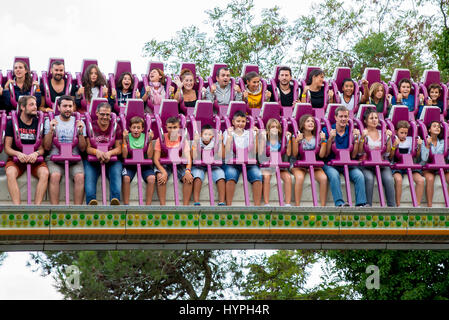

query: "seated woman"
xmin=173 ymin=69 xmax=197 ymax=110
xmin=358 ymin=108 xmax=395 ymax=207
xmin=300 ymin=69 xmax=333 ymax=108
xmin=109 ymin=71 xmax=139 ymax=113
xmin=141 ymin=68 xmax=167 ymax=113
xmin=1 ymin=60 xmax=41 ymax=112
xmin=420 ymin=121 xmax=449 ymax=207
xmin=242 ymin=71 xmax=271 ymax=109
xmin=75 ymin=64 xmax=108 ymax=112
xmin=290 ymin=114 xmax=328 ymax=206
xmin=360 ymin=82 xmax=392 ymax=113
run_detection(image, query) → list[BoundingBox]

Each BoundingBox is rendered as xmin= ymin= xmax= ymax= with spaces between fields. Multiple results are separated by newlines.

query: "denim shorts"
xmin=392 ymin=168 xmax=423 ymax=176
xmin=191 ymin=166 xmax=225 ymax=183
xmin=122 ymin=165 xmax=155 ymax=182
xmin=155 ymin=164 xmax=187 ymax=181
xmin=223 ymin=164 xmax=262 ymax=183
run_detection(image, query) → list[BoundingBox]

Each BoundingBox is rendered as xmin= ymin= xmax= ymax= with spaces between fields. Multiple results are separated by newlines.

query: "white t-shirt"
xmin=223 ymin=130 xmax=250 ymax=149
xmin=397 ymin=136 xmax=412 ymax=154
xmin=339 ymin=92 xmax=355 ymax=111
xmin=44 ymin=115 xmax=86 ymax=156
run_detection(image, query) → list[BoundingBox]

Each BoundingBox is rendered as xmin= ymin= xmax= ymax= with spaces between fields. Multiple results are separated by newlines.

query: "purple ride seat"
xmin=419 ymin=70 xmax=449 ymax=121
xmin=269 ymin=65 xmax=300 ymax=117
xmin=85 ymin=98 xmax=119 ymax=205
xmin=238 ymin=64 xmax=268 ymax=118
xmin=299 ymin=66 xmax=330 ymax=119
xmin=206 ymin=63 xmax=236 ymax=118
xmin=355 ymin=105 xmax=392 ymax=207
xmin=257 ymin=102 xmax=290 ymax=206
xmin=141 ymin=62 xmax=172 ymax=115
xmin=48 ymin=109 xmax=82 ymax=205
xmin=388 ymin=68 xmax=420 ymax=121
xmin=331 ymin=67 xmax=361 ymax=115
xmin=190 ymin=100 xmax=222 ymax=205
xmin=75 ymin=59 xmax=106 ymax=114
xmin=360 ymin=68 xmax=390 ymax=120
xmin=417 ymin=105 xmax=449 ymax=207
xmin=290 ymin=103 xmax=324 ymax=207
xmin=108 ymin=60 xmax=141 ymax=115
xmin=154 ymin=99 xmax=188 ymax=206
xmin=6 ymin=57 xmax=39 ymax=109
xmin=41 ymin=57 xmax=74 ymax=110
xmin=385 ymin=105 xmax=421 ymax=207
xmin=322 ymin=103 xmax=360 ymax=206
xmin=175 ymin=62 xmax=204 ymax=116
xmin=10 ymin=109 xmax=45 ymax=204
xmin=0 ymin=111 xmax=7 ymax=167
xmin=119 ymin=99 xmax=153 ymax=205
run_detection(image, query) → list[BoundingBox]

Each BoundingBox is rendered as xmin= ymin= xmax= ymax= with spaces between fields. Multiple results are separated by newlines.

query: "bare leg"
xmin=6 ymin=167 xmax=21 ymax=205
xmin=393 ymin=173 xmax=402 ymax=207
xmin=73 ymin=173 xmax=85 ymax=205
xmin=413 ymin=172 xmax=425 ymax=206
xmin=193 ymin=178 xmax=202 ymax=203
xmin=49 ymin=172 xmax=61 ymax=205
xmin=183 ymin=180 xmax=193 ymax=206
xmin=262 ymin=171 xmax=272 ymax=205
xmin=122 ymin=176 xmax=131 ymax=205
xmin=145 ymin=175 xmax=156 ymax=205
xmin=280 ymin=170 xmax=292 ymax=205
xmin=216 ymin=179 xmax=226 ymax=203
xmin=156 ymin=173 xmax=167 ymax=205
xmin=291 ymin=168 xmax=305 ymax=206
xmin=315 ymin=168 xmax=328 ymax=207
xmin=34 ymin=166 xmax=49 ymax=205
xmin=226 ymin=180 xmax=236 ymax=206
xmin=252 ymin=181 xmax=262 ymax=206
xmin=423 ymin=170 xmax=435 ymax=207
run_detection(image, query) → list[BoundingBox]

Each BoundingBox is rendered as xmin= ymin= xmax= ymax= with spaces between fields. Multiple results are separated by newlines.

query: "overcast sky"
xmin=0 ymin=0 xmax=318 ymax=300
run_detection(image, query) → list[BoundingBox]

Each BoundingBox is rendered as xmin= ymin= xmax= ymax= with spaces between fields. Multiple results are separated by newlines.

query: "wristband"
xmin=185 ymin=168 xmax=191 ymax=173
xmin=93 ymin=149 xmax=97 ymax=155
xmin=301 ymin=93 xmax=306 ymax=98
xmin=391 ymin=147 xmax=396 ymax=151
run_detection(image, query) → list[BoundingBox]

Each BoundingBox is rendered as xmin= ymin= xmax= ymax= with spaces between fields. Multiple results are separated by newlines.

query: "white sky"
xmin=0 ymin=0 xmax=320 ymax=300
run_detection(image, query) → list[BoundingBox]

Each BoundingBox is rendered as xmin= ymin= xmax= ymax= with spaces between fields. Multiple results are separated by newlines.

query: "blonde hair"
xmin=369 ymin=82 xmax=385 ymax=100
xmin=266 ymin=118 xmax=282 ymax=142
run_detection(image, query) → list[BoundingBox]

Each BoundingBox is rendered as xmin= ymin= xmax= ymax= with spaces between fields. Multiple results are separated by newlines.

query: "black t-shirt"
xmin=5 ymin=117 xmax=39 ymax=151
xmin=269 ymin=84 xmax=294 ymax=106
xmin=309 ymin=86 xmax=325 ymax=109
xmin=40 ymin=79 xmax=77 ymax=104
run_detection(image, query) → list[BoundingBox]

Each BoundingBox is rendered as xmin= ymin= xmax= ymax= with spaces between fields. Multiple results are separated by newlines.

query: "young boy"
xmin=222 ymin=110 xmax=262 ymax=205
xmin=122 ymin=116 xmax=156 ymax=205
xmin=391 ymin=78 xmax=424 ymax=114
xmin=191 ymin=124 xmax=226 ymax=206
xmin=418 ymin=83 xmax=444 ymax=118
xmin=153 ymin=116 xmax=193 ymax=205
xmin=390 ymin=120 xmax=424 ymax=206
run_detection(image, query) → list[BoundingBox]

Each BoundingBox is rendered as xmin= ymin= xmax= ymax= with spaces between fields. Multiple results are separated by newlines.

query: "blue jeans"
xmin=83 ymin=160 xmax=123 ymax=204
xmin=323 ymin=164 xmax=367 ymax=206
xmin=222 ymin=164 xmax=262 ymax=183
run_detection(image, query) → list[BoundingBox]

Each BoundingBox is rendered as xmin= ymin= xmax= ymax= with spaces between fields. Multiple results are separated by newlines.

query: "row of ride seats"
xmin=1 ymin=57 xmax=448 ymax=121
xmin=0 ymin=93 xmax=448 ymax=207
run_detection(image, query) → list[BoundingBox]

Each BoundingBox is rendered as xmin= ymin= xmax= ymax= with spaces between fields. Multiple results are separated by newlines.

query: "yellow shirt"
xmin=248 ymin=91 xmax=262 ymax=109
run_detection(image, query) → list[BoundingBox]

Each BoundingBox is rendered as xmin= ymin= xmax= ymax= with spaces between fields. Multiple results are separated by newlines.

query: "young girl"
xmin=418 ymin=83 xmax=445 ymax=118
xmin=391 ymin=78 xmax=424 ymax=113
xmin=359 ymin=108 xmax=395 ymax=207
xmin=242 ymin=71 xmax=271 ymax=109
xmin=141 ymin=68 xmax=167 ymax=112
xmin=76 ymin=64 xmax=107 ymax=112
xmin=260 ymin=118 xmax=292 ymax=206
xmin=300 ymin=69 xmax=333 ymax=109
xmin=337 ymin=78 xmax=363 ymax=111
xmin=361 ymin=82 xmax=392 ymax=114
xmin=173 ymin=69 xmax=197 ymax=109
xmin=1 ymin=60 xmax=41 ymax=111
xmin=420 ymin=121 xmax=449 ymax=207
xmin=109 ymin=72 xmax=139 ymax=113
xmin=290 ymin=114 xmax=328 ymax=206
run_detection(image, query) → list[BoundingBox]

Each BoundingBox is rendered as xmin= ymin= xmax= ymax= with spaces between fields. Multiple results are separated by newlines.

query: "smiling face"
xmin=302 ymin=116 xmax=315 ymax=133
xmin=51 ymin=63 xmax=65 ymax=81
xmin=342 ymin=81 xmax=354 ymax=97
xmin=121 ymin=74 xmax=132 ymax=91
xmin=365 ymin=111 xmax=379 ymax=129
xmin=149 ymin=69 xmax=162 ymax=83
xmin=14 ymin=61 xmax=27 ymax=79
xmin=96 ymin=106 xmax=111 ymax=127
xmin=232 ymin=116 xmax=247 ymax=131
xmin=247 ymin=77 xmax=260 ymax=92
xmin=399 ymin=82 xmax=411 ymax=97
xmin=182 ymin=74 xmax=194 ymax=90
xmin=335 ymin=110 xmax=349 ymax=129
xmin=429 ymin=88 xmax=441 ymax=102
xmin=312 ymin=73 xmax=324 ymax=86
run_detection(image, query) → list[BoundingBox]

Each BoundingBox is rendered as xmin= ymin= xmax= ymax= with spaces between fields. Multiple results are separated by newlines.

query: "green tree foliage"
xmin=324 ymin=250 xmax=449 ymax=299
xmin=429 ymin=0 xmax=449 ymax=81
xmin=0 ymin=252 xmax=5 ymax=266
xmin=29 ymin=250 xmax=241 ymax=300
xmin=142 ymin=0 xmax=292 ymax=78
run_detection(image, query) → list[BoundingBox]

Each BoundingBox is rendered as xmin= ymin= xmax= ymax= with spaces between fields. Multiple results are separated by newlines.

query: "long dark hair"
xmin=427 ymin=121 xmax=444 ymax=140
xmin=116 ymin=72 xmax=135 ymax=92
xmin=82 ymin=64 xmax=106 ymax=102
xmin=306 ymin=69 xmax=324 ymax=86
xmin=298 ymin=114 xmax=316 ymax=136
xmin=14 ymin=61 xmax=33 ymax=92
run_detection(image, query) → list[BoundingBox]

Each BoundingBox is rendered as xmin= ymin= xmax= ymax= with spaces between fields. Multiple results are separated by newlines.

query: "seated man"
xmin=321 ymin=105 xmax=367 ymax=207
xmin=84 ymin=102 xmax=123 ymax=205
xmin=40 ymin=60 xmax=77 ymax=113
xmin=4 ymin=95 xmax=49 ymax=205
xmin=43 ymin=95 xmax=87 ymax=205
xmin=268 ymin=66 xmax=299 ymax=106
xmin=205 ymin=67 xmax=242 ymax=105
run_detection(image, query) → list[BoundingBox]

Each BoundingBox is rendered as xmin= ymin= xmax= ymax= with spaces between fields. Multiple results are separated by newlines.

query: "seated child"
xmin=390 ymin=120 xmax=424 ymax=206
xmin=153 ymin=116 xmax=193 ymax=205
xmin=391 ymin=78 xmax=424 ymax=114
xmin=191 ymin=124 xmax=226 ymax=206
xmin=260 ymin=118 xmax=292 ymax=206
xmin=242 ymin=71 xmax=271 ymax=109
xmin=121 ymin=116 xmax=156 ymax=205
xmin=418 ymin=83 xmax=445 ymax=118
xmin=222 ymin=110 xmax=262 ymax=205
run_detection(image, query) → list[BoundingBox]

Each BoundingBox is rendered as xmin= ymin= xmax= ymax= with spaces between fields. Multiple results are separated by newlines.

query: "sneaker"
xmin=356 ymin=203 xmax=370 ymax=208
xmin=110 ymin=198 xmax=120 ymax=205
xmin=218 ymin=202 xmax=226 ymax=206
xmin=264 ymin=204 xmax=270 ymax=207
xmin=88 ymin=199 xmax=98 ymax=206
xmin=337 ymin=202 xmax=349 ymax=207
xmin=194 ymin=202 xmax=201 ymax=206
xmin=284 ymin=204 xmax=292 ymax=207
